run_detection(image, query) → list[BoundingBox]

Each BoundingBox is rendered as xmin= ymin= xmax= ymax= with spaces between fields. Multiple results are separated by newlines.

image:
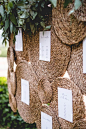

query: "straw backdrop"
xmin=26 ymin=27 xmax=71 ymax=82
xmin=14 ymin=31 xmax=30 ymax=65
xmin=67 ymin=41 xmax=86 ymax=95
xmin=35 ymin=105 xmax=60 ymax=129
xmin=38 ymin=78 xmax=52 ymax=104
xmin=7 ymin=46 xmax=14 ymax=72
xmin=16 ymin=60 xmax=42 ymax=124
xmin=73 ymin=118 xmax=86 ymax=129
xmin=9 ymin=93 xmax=17 ymax=113
xmin=50 ymin=77 xmax=85 ymax=128
xmin=52 ymin=0 xmax=86 ymax=45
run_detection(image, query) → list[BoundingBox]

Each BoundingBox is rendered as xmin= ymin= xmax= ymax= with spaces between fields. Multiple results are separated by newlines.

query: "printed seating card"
xmin=41 ymin=112 xmax=52 ymax=129
xmin=58 ymin=87 xmax=73 ymax=123
xmin=83 ymin=38 xmax=86 ymax=73
xmin=21 ymin=79 xmax=29 ymax=105
xmin=39 ymin=31 xmax=51 ymax=62
xmin=15 ymin=28 xmax=23 ymax=51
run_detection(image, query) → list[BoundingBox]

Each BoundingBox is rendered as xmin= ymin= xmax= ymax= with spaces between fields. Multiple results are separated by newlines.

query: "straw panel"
xmin=7 ymin=46 xmax=14 ymax=72
xmin=71 ymin=0 xmax=86 ymax=22
xmin=16 ymin=60 xmax=42 ymax=124
xmin=38 ymin=78 xmax=52 ymax=104
xmin=7 ymin=68 xmax=16 ymax=96
xmin=14 ymin=31 xmax=30 ymax=64
xmin=9 ymin=93 xmax=17 ymax=113
xmin=73 ymin=118 xmax=86 ymax=129
xmin=52 ymin=0 xmax=86 ymax=45
xmin=35 ymin=105 xmax=60 ymax=129
xmin=50 ymin=77 xmax=85 ymax=128
xmin=67 ymin=42 xmax=86 ymax=95
xmin=27 ymin=27 xmax=71 ymax=82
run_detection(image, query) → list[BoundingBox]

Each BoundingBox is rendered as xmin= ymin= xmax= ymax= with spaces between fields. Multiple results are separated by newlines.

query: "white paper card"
xmin=39 ymin=31 xmax=51 ymax=62
xmin=21 ymin=79 xmax=29 ymax=105
xmin=41 ymin=112 xmax=52 ymax=129
xmin=15 ymin=28 xmax=23 ymax=51
xmin=83 ymin=38 xmax=86 ymax=73
xmin=58 ymin=87 xmax=73 ymax=123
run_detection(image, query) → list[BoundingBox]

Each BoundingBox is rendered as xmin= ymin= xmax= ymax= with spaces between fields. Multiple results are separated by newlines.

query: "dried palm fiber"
xmin=73 ymin=118 xmax=86 ymax=129
xmin=67 ymin=41 xmax=86 ymax=95
xmin=37 ymin=78 xmax=52 ymax=104
xmin=52 ymin=0 xmax=86 ymax=45
xmin=7 ymin=46 xmax=14 ymax=72
xmin=9 ymin=93 xmax=17 ymax=112
xmin=7 ymin=68 xmax=16 ymax=96
xmin=49 ymin=77 xmax=85 ymax=129
xmin=35 ymin=104 xmax=60 ymax=129
xmin=26 ymin=27 xmax=71 ymax=83
xmin=70 ymin=0 xmax=86 ymax=22
xmin=15 ymin=60 xmax=42 ymax=123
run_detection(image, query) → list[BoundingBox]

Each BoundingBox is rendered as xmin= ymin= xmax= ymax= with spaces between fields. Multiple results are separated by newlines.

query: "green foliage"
xmin=0 ymin=47 xmax=7 ymax=57
xmin=0 ymin=0 xmax=84 ymax=45
xmin=0 ymin=77 xmax=37 ymax=129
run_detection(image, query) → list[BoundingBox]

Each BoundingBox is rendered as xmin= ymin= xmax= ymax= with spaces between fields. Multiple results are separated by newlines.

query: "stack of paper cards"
xmin=21 ymin=79 xmax=29 ymax=105
xmin=58 ymin=87 xmax=73 ymax=123
xmin=15 ymin=28 xmax=23 ymax=51
xmin=39 ymin=31 xmax=51 ymax=62
xmin=41 ymin=112 xmax=52 ymax=129
xmin=83 ymin=38 xmax=86 ymax=73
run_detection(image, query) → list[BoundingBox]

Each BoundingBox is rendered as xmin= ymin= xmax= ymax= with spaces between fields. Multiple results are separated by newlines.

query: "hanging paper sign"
xmin=41 ymin=112 xmax=52 ymax=129
xmin=39 ymin=31 xmax=51 ymax=62
xmin=15 ymin=28 xmax=23 ymax=51
xmin=58 ymin=87 xmax=73 ymax=123
xmin=83 ymin=38 xmax=86 ymax=73
xmin=21 ymin=79 xmax=29 ymax=105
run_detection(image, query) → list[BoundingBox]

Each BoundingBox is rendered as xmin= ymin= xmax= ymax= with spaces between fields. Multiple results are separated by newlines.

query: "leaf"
xmin=40 ymin=22 xmax=45 ymax=28
xmin=4 ymin=19 xmax=9 ymax=31
xmin=49 ymin=0 xmax=57 ymax=7
xmin=44 ymin=25 xmax=51 ymax=30
xmin=10 ymin=22 xmax=13 ymax=33
xmin=0 ymin=5 xmax=4 ymax=17
xmin=10 ymin=14 xmax=17 ymax=25
xmin=30 ymin=11 xmax=37 ymax=20
xmin=74 ymin=0 xmax=82 ymax=10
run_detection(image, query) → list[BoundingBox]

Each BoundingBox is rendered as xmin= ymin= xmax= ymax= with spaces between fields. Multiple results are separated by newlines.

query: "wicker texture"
xmin=7 ymin=46 xmax=14 ymax=72
xmin=71 ymin=0 xmax=86 ymax=22
xmin=73 ymin=118 xmax=86 ymax=129
xmin=38 ymin=78 xmax=52 ymax=104
xmin=35 ymin=105 xmax=60 ymax=129
xmin=67 ymin=41 xmax=86 ymax=95
xmin=52 ymin=0 xmax=86 ymax=45
xmin=9 ymin=93 xmax=17 ymax=113
xmin=16 ymin=60 xmax=42 ymax=124
xmin=14 ymin=31 xmax=30 ymax=64
xmin=50 ymin=77 xmax=85 ymax=129
xmin=27 ymin=27 xmax=71 ymax=82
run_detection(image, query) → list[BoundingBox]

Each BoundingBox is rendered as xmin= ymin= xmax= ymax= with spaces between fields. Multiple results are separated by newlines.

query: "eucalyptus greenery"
xmin=0 ymin=0 xmax=83 ymax=45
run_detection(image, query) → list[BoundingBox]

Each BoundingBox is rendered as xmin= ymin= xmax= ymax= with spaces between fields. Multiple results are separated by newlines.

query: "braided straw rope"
xmin=50 ymin=77 xmax=85 ymax=129
xmin=9 ymin=93 xmax=17 ymax=113
xmin=71 ymin=0 xmax=86 ymax=22
xmin=35 ymin=104 xmax=60 ymax=129
xmin=26 ymin=27 xmax=71 ymax=83
xmin=67 ymin=41 xmax=86 ymax=95
xmin=38 ymin=78 xmax=52 ymax=104
xmin=7 ymin=46 xmax=14 ymax=72
xmin=52 ymin=0 xmax=86 ymax=45
xmin=16 ymin=60 xmax=42 ymax=123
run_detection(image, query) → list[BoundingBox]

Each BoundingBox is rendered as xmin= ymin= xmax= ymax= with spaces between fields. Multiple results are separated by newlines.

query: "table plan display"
xmin=39 ymin=31 xmax=51 ymax=62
